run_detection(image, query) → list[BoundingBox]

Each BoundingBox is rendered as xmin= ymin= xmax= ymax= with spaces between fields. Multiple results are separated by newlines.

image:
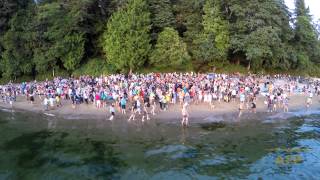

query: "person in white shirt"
xmin=43 ymin=96 xmax=49 ymax=111
xmin=231 ymin=89 xmax=237 ymax=102
xmin=306 ymin=91 xmax=313 ymax=109
xmin=49 ymin=96 xmax=55 ymax=110
xmin=109 ymin=104 xmax=115 ymax=121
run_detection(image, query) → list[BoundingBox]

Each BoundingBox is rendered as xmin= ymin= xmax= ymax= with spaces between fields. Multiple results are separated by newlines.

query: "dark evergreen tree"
xmin=0 ymin=0 xmax=319 ymax=80
xmin=173 ymin=0 xmax=205 ymax=57
xmin=0 ymin=0 xmax=35 ymax=79
xmin=193 ymin=0 xmax=230 ymax=69
xmin=150 ymin=27 xmax=190 ymax=70
xmin=102 ymin=0 xmax=151 ymax=73
xmin=32 ymin=0 xmax=93 ymax=75
xmin=294 ymin=0 xmax=319 ymax=67
xmin=148 ymin=0 xmax=175 ymax=43
xmin=226 ymin=0 xmax=295 ymax=71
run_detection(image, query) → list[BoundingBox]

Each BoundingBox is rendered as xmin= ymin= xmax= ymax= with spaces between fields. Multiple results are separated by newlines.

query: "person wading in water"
xmin=181 ymin=103 xmax=189 ymax=127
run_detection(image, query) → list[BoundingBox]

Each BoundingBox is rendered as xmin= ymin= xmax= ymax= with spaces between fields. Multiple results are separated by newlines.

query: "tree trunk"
xmin=52 ymin=68 xmax=55 ymax=78
xmin=247 ymin=61 xmax=251 ymax=71
xmin=129 ymin=68 xmax=132 ymax=76
xmin=236 ymin=58 xmax=240 ymax=65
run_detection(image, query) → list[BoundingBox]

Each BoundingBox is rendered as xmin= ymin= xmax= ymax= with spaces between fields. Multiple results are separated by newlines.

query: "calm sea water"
xmin=0 ymin=109 xmax=319 ymax=180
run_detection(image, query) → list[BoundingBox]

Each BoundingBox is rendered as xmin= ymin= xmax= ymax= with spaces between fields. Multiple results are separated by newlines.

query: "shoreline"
xmin=0 ymin=94 xmax=319 ymax=124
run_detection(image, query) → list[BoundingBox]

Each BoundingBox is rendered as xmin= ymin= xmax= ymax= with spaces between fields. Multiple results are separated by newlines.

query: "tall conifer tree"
xmin=103 ymin=0 xmax=151 ymax=73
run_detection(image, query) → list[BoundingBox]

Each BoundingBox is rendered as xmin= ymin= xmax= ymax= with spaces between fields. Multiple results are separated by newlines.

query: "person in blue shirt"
xmin=120 ymin=97 xmax=127 ymax=114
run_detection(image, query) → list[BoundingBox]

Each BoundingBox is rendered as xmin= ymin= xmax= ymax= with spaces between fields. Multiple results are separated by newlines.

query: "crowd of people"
xmin=0 ymin=73 xmax=319 ymax=126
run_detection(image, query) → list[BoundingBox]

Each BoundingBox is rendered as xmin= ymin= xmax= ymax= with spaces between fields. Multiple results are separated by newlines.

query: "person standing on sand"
xmin=181 ymin=103 xmax=189 ymax=126
xmin=151 ymin=98 xmax=156 ymax=116
xmin=49 ymin=95 xmax=55 ymax=110
xmin=136 ymin=97 xmax=141 ymax=115
xmin=120 ymin=96 xmax=127 ymax=114
xmin=308 ymin=91 xmax=313 ymax=104
xmin=306 ymin=95 xmax=312 ymax=110
xmin=95 ymin=93 xmax=101 ymax=108
xmin=128 ymin=100 xmax=137 ymax=121
xmin=56 ymin=95 xmax=62 ymax=107
xmin=109 ymin=104 xmax=115 ymax=121
xmin=251 ymin=100 xmax=256 ymax=113
xmin=43 ymin=96 xmax=49 ymax=111
xmin=239 ymin=93 xmax=245 ymax=110
xmin=29 ymin=91 xmax=35 ymax=105
xmin=9 ymin=95 xmax=13 ymax=108
xmin=141 ymin=103 xmax=150 ymax=122
xmin=84 ymin=91 xmax=89 ymax=105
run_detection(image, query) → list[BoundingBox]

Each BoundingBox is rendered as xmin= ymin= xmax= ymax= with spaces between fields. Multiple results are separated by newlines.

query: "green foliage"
xmin=102 ymin=0 xmax=151 ymax=73
xmin=202 ymin=0 xmax=230 ymax=52
xmin=0 ymin=0 xmax=32 ymax=34
xmin=173 ymin=0 xmax=204 ymax=56
xmin=148 ymin=0 xmax=175 ymax=31
xmin=33 ymin=0 xmax=88 ymax=73
xmin=245 ymin=26 xmax=281 ymax=70
xmin=61 ymin=33 xmax=85 ymax=71
xmin=0 ymin=0 xmax=34 ymax=78
xmin=73 ymin=58 xmax=114 ymax=76
xmin=147 ymin=0 xmax=175 ymax=44
xmin=193 ymin=0 xmax=230 ymax=68
xmin=1 ymin=6 xmax=35 ymax=79
xmin=35 ymin=69 xmax=69 ymax=82
xmin=150 ymin=27 xmax=190 ymax=70
xmin=1 ymin=0 xmax=320 ymax=81
xmin=226 ymin=0 xmax=297 ymax=71
xmin=294 ymin=0 xmax=319 ymax=66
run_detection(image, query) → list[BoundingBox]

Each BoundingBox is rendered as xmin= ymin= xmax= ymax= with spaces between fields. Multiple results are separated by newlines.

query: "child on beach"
xmin=109 ymin=104 xmax=115 ymax=121
xmin=56 ymin=95 xmax=62 ymax=107
xmin=251 ymin=101 xmax=256 ymax=113
xmin=30 ymin=92 xmax=35 ymax=104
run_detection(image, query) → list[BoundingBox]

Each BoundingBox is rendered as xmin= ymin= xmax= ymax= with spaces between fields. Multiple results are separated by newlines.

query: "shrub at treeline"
xmin=0 ymin=0 xmax=320 ymax=81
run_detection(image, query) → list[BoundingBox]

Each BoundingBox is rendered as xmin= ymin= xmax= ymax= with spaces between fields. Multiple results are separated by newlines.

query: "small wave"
xmin=44 ymin=113 xmax=55 ymax=117
xmin=145 ymin=145 xmax=190 ymax=157
xmin=264 ymin=110 xmax=320 ymax=123
xmin=203 ymin=116 xmax=225 ymax=123
xmin=296 ymin=124 xmax=320 ymax=133
xmin=0 ymin=108 xmax=14 ymax=113
xmin=200 ymin=122 xmax=226 ymax=131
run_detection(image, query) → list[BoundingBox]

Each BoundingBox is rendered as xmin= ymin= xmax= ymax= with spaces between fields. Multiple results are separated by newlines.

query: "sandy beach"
xmin=1 ymin=94 xmax=319 ymax=123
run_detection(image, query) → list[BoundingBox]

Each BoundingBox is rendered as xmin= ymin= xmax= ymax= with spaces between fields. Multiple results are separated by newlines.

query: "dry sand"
xmin=0 ymin=94 xmax=319 ymax=123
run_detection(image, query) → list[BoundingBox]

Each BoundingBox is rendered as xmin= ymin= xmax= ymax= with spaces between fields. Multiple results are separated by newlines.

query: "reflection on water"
xmin=0 ymin=110 xmax=320 ymax=179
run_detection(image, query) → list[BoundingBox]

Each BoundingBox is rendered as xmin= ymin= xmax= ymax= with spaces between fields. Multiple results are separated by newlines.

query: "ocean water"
xmin=0 ymin=109 xmax=319 ymax=180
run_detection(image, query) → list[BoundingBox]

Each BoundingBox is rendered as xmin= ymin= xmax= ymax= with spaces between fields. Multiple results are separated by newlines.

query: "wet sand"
xmin=0 ymin=94 xmax=319 ymax=123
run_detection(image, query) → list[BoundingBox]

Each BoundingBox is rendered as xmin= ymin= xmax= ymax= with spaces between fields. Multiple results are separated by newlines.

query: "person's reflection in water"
xmin=134 ymin=118 xmax=143 ymax=132
xmin=238 ymin=109 xmax=243 ymax=118
xmin=181 ymin=126 xmax=188 ymax=145
xmin=9 ymin=109 xmax=15 ymax=121
xmin=47 ymin=118 xmax=57 ymax=129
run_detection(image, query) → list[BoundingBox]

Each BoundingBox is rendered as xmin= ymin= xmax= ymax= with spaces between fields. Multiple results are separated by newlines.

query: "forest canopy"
xmin=0 ymin=0 xmax=320 ymax=81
